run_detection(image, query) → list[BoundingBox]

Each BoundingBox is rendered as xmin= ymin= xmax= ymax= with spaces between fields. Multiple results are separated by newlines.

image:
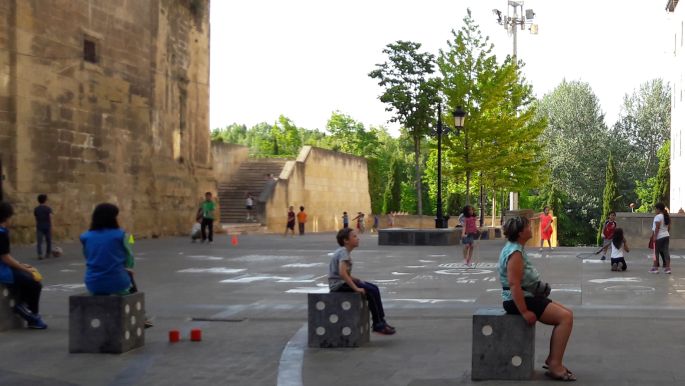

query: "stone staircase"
xmin=218 ymin=158 xmax=287 ymax=224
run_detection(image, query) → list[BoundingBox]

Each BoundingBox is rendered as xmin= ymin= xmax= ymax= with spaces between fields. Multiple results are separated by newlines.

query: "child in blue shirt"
xmin=0 ymin=202 xmax=47 ymax=329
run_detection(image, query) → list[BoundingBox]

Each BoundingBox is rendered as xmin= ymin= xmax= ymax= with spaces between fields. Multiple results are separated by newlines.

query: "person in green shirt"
xmin=198 ymin=192 xmax=216 ymax=243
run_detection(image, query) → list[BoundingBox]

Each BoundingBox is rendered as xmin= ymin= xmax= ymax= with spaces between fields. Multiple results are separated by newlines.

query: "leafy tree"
xmin=536 ymin=80 xmax=611 ymax=244
xmin=383 ymin=157 xmax=403 ymax=213
xmin=653 ymin=140 xmax=670 ymax=207
xmin=597 ymin=152 xmax=621 ymax=244
xmin=369 ymin=40 xmax=440 ymax=215
xmin=435 ymin=9 xmax=546 ymax=216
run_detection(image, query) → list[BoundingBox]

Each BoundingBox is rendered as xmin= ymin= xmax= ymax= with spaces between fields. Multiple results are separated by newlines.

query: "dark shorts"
xmin=503 ymin=297 xmax=551 ymax=319
xmin=246 ymin=205 xmax=253 ymax=210
xmin=287 ymin=221 xmax=295 ymax=230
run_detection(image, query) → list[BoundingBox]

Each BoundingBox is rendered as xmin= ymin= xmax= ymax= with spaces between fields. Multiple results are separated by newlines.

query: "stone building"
xmin=0 ymin=0 xmax=214 ymax=242
xmin=668 ymin=0 xmax=685 ymax=212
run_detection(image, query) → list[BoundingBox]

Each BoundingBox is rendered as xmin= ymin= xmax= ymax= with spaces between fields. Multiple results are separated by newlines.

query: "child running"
xmin=610 ymin=228 xmax=629 ymax=271
xmin=328 ymin=228 xmax=395 ymax=335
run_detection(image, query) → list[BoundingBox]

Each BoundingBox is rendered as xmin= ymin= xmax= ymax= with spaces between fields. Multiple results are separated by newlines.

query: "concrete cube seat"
xmin=0 ymin=284 xmax=24 ymax=331
xmin=69 ymin=292 xmax=145 ymax=354
xmin=472 ymin=308 xmax=535 ymax=380
xmin=308 ymin=292 xmax=370 ymax=348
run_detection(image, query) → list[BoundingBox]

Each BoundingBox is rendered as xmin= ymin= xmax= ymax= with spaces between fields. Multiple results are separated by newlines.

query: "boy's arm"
xmin=339 ymin=261 xmax=364 ymax=294
xmin=0 ymin=254 xmax=34 ymax=274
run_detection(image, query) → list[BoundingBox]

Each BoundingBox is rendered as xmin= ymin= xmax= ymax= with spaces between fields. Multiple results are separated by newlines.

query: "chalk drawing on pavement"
xmin=589 ymin=277 xmax=641 ymax=284
xmin=178 ymin=268 xmax=246 ymax=274
xmin=435 ymin=268 xmax=493 ymax=275
xmin=604 ymin=285 xmax=655 ymax=294
xmin=187 ymin=255 xmax=224 ymax=261
xmin=391 ymin=272 xmax=412 ymax=275
xmin=282 ymin=263 xmax=326 ymax=268
xmin=391 ymin=298 xmax=476 ymax=304
xmin=419 ymin=259 xmax=436 ymax=263
xmin=233 ymin=255 xmax=302 ymax=262
xmin=44 ymin=284 xmax=86 ymax=292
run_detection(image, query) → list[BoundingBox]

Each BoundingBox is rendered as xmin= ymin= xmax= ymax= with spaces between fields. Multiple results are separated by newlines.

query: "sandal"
xmin=544 ymin=370 xmax=576 ymax=382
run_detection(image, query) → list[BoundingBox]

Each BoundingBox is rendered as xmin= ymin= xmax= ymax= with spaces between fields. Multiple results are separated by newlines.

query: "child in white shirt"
xmin=610 ymin=228 xmax=629 ymax=272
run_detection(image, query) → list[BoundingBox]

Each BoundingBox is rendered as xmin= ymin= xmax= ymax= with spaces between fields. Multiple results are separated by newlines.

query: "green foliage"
xmin=653 ymin=140 xmax=670 ymax=207
xmin=436 ymin=11 xmax=546 ymax=208
xmin=369 ymin=40 xmax=440 ymax=215
xmin=597 ymin=152 xmax=621 ymax=244
xmin=634 ymin=177 xmax=657 ymax=213
xmin=536 ymin=80 xmax=610 ymax=245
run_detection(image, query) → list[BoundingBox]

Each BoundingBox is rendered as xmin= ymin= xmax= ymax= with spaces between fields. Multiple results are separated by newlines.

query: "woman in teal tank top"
xmin=499 ymin=216 xmax=576 ymax=381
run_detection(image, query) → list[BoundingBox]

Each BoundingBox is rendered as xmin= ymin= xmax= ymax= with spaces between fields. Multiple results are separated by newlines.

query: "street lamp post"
xmin=434 ymin=105 xmax=466 ymax=228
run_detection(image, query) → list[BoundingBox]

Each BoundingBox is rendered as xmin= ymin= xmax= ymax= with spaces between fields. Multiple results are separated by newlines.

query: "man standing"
xmin=297 ymin=206 xmax=307 ymax=236
xmin=198 ymin=192 xmax=215 ymax=243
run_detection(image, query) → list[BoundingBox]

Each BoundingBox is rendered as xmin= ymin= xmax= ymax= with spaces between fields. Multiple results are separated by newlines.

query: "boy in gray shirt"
xmin=328 ymin=228 xmax=395 ymax=335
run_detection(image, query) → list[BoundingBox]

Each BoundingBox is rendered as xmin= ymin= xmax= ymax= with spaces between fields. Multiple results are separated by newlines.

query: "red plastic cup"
xmin=169 ymin=330 xmax=180 ymax=343
xmin=190 ymin=328 xmax=202 ymax=342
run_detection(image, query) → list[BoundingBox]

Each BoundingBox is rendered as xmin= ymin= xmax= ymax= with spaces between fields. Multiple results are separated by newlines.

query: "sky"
xmin=209 ymin=0 xmax=673 ymax=135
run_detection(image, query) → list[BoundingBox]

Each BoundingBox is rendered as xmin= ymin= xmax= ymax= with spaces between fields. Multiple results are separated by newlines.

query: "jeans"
xmin=654 ymin=237 xmax=671 ymax=267
xmin=201 ymin=218 xmax=214 ymax=242
xmin=7 ymin=268 xmax=42 ymax=314
xmin=36 ymin=227 xmax=51 ymax=257
xmin=337 ymin=280 xmax=386 ymax=328
xmin=298 ymin=223 xmax=305 ymax=235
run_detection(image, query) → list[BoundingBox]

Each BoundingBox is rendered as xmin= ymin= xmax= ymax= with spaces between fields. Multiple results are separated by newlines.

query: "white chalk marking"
xmin=589 ymin=277 xmax=641 ymax=284
xmin=187 ymin=255 xmax=224 ymax=261
xmin=282 ymin=263 xmax=326 ymax=268
xmin=178 ymin=268 xmax=246 ymax=274
xmin=285 ymin=287 xmax=329 ymax=294
xmin=391 ymin=298 xmax=476 ymax=304
xmin=391 ymin=272 xmax=412 ymax=275
xmin=43 ymin=284 xmax=86 ymax=292
xmin=277 ymin=324 xmax=307 ymax=386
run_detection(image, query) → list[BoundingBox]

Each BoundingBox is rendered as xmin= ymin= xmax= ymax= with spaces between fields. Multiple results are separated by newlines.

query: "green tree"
xmin=653 ymin=140 xmax=670 ymax=206
xmin=436 ymin=9 xmax=546 ymax=213
xmin=369 ymin=40 xmax=440 ymax=216
xmin=536 ymin=80 xmax=611 ymax=244
xmin=598 ymin=152 xmax=621 ymax=244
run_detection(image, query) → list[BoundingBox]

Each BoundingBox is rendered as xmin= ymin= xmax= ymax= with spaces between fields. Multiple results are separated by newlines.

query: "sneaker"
xmin=649 ymin=267 xmax=660 ymax=274
xmin=382 ymin=320 xmax=396 ymax=331
xmin=611 ymin=263 xmax=618 ymax=271
xmin=27 ymin=317 xmax=47 ymax=329
xmin=600 ymin=256 xmax=606 ymax=261
xmin=373 ymin=325 xmax=396 ymax=335
xmin=144 ymin=320 xmax=154 ymax=329
xmin=13 ymin=303 xmax=33 ymax=320
xmin=665 ymin=267 xmax=672 ymax=274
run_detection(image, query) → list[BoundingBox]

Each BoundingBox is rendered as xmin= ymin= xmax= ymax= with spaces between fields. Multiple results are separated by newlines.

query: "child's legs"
xmin=356 ymin=281 xmax=385 ymax=326
xmin=45 ymin=228 xmax=52 ymax=255
xmin=36 ymin=228 xmax=44 ymax=256
xmin=201 ymin=219 xmax=208 ymax=240
xmin=8 ymin=268 xmax=42 ymax=314
xmin=619 ymin=257 xmax=627 ymax=271
xmin=656 ymin=237 xmax=670 ymax=267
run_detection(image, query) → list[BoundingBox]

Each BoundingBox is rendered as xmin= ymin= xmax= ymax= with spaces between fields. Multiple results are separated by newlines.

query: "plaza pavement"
xmin=1 ymin=231 xmax=685 ymax=385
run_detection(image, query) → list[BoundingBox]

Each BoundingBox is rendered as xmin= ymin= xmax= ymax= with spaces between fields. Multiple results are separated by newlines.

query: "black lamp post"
xmin=435 ymin=105 xmax=466 ymax=228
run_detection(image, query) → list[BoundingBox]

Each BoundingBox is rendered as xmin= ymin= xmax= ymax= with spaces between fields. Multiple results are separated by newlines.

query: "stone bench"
xmin=307 ymin=292 xmax=370 ymax=348
xmin=0 ymin=284 xmax=24 ymax=331
xmin=378 ymin=228 xmax=459 ymax=246
xmin=69 ymin=292 xmax=146 ymax=353
xmin=472 ymin=308 xmax=535 ymax=380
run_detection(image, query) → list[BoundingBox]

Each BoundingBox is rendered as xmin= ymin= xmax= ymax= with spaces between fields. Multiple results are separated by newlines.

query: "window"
xmin=84 ymin=39 xmax=97 ymax=63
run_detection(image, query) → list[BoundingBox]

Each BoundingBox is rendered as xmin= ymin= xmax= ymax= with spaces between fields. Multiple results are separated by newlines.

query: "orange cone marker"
xmin=169 ymin=330 xmax=180 ymax=343
xmin=190 ymin=329 xmax=202 ymax=342
xmin=231 ymin=235 xmax=238 ymax=246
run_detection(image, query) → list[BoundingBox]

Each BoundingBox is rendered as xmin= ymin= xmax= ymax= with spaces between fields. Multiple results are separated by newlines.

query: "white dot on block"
xmin=125 ymin=330 xmax=130 ymax=340
xmin=316 ymin=326 xmax=325 ymax=336
xmin=341 ymin=301 xmax=351 ymax=310
xmin=511 ymin=355 xmax=522 ymax=367
xmin=137 ymin=327 xmax=142 ymax=337
xmin=2 ymin=288 xmax=8 ymax=297
xmin=8 ymin=299 xmax=14 ymax=307
xmin=136 ymin=302 xmax=142 ymax=311
xmin=316 ymin=301 xmax=325 ymax=311
xmin=125 ymin=304 xmax=130 ymax=314
xmin=91 ymin=319 xmax=101 ymax=328
xmin=342 ymin=327 xmax=351 ymax=336
xmin=481 ymin=325 xmax=493 ymax=336
xmin=131 ymin=316 xmax=136 ymax=325
xmin=329 ymin=314 xmax=339 ymax=323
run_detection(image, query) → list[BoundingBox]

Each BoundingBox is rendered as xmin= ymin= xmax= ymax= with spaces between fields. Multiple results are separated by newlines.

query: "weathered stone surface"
xmin=308 ymin=292 xmax=370 ymax=348
xmin=0 ymin=284 xmax=24 ymax=331
xmin=69 ymin=292 xmax=145 ymax=354
xmin=0 ymin=0 xmax=214 ymax=243
xmin=378 ymin=228 xmax=459 ymax=246
xmin=471 ymin=308 xmax=535 ymax=380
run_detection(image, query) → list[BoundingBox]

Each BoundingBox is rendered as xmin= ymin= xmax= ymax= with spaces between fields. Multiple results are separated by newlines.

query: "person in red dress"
xmin=539 ymin=206 xmax=554 ymax=251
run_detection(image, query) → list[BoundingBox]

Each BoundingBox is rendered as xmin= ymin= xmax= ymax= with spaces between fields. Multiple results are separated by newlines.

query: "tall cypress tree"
xmin=652 ymin=140 xmax=670 ymax=207
xmin=598 ymin=152 xmax=621 ymax=244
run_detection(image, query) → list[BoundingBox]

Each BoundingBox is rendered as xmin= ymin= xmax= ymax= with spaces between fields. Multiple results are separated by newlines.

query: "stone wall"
xmin=616 ymin=212 xmax=685 ymax=249
xmin=264 ymin=146 xmax=371 ymax=233
xmin=0 ymin=0 xmax=213 ymax=242
xmin=212 ymin=142 xmax=248 ymax=183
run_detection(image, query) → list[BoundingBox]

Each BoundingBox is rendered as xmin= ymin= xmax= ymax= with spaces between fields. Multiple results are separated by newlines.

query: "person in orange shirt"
xmin=297 ymin=206 xmax=307 ymax=236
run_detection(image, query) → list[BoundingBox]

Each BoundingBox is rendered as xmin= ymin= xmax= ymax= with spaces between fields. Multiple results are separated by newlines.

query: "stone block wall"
xmin=212 ymin=142 xmax=248 ymax=183
xmin=265 ymin=146 xmax=371 ymax=233
xmin=616 ymin=212 xmax=685 ymax=249
xmin=0 ymin=0 xmax=214 ymax=242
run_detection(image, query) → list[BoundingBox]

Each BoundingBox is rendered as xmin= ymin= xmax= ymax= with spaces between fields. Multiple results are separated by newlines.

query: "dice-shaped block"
xmin=308 ymin=292 xmax=370 ymax=348
xmin=472 ymin=308 xmax=535 ymax=380
xmin=0 ymin=284 xmax=24 ymax=331
xmin=69 ymin=292 xmax=145 ymax=353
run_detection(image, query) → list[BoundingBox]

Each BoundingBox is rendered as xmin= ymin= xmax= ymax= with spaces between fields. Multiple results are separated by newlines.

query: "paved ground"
xmin=1 ymin=231 xmax=685 ymax=385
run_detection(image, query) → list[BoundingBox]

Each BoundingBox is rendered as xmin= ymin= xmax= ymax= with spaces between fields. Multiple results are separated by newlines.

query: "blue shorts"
xmin=462 ymin=234 xmax=475 ymax=245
